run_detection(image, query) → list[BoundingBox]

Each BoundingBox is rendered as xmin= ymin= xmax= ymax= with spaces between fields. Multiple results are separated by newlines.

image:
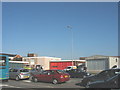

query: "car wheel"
xmin=29 ymin=76 xmax=34 ymax=81
xmin=15 ymin=76 xmax=20 ymax=81
xmin=85 ymin=85 xmax=90 ymax=88
xmin=52 ymin=79 xmax=58 ymax=84
xmin=34 ymin=77 xmax=38 ymax=82
xmin=86 ymin=81 xmax=91 ymax=86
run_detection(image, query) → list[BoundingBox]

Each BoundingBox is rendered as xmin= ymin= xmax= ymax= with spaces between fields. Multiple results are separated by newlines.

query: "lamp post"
xmin=67 ymin=25 xmax=74 ymax=66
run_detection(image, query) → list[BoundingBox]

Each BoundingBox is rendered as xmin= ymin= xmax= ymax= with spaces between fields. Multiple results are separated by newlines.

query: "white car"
xmin=64 ymin=66 xmax=77 ymax=71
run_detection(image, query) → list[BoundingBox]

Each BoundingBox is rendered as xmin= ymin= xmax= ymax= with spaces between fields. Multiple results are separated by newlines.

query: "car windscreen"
xmin=66 ymin=67 xmax=71 ymax=69
xmin=20 ymin=69 xmax=29 ymax=72
xmin=97 ymin=70 xmax=108 ymax=77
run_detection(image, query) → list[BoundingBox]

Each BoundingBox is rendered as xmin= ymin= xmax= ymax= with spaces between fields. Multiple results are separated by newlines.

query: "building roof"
xmin=86 ymin=55 xmax=109 ymax=60
xmin=109 ymin=56 xmax=120 ymax=58
xmin=0 ymin=53 xmax=17 ymax=57
xmin=23 ymin=56 xmax=61 ymax=59
xmin=50 ymin=60 xmax=86 ymax=62
xmin=9 ymin=61 xmax=29 ymax=64
xmin=86 ymin=55 xmax=120 ymax=60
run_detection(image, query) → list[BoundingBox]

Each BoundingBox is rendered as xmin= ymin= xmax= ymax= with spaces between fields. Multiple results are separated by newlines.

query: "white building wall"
xmin=118 ymin=58 xmax=120 ymax=68
xmin=109 ymin=57 xmax=119 ymax=68
xmin=23 ymin=56 xmax=61 ymax=70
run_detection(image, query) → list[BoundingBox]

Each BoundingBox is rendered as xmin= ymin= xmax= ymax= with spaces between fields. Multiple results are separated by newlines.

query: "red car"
xmin=30 ymin=70 xmax=70 ymax=84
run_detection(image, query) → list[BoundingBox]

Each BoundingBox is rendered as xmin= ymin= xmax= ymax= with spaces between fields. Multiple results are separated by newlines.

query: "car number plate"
xmin=24 ymin=76 xmax=29 ymax=78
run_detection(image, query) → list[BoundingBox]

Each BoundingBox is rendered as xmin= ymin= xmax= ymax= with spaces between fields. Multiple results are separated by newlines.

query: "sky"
xmin=2 ymin=2 xmax=118 ymax=59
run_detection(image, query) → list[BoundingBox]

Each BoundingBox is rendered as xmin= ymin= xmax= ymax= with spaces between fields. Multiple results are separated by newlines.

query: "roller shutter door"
xmin=87 ymin=59 xmax=109 ymax=71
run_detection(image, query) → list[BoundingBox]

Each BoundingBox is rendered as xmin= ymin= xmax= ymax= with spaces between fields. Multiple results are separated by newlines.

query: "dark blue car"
xmin=80 ymin=68 xmax=120 ymax=86
xmin=86 ymin=73 xmax=120 ymax=88
xmin=66 ymin=69 xmax=90 ymax=78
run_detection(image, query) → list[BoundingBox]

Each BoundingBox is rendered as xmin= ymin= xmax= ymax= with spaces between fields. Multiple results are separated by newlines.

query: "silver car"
xmin=9 ymin=68 xmax=30 ymax=80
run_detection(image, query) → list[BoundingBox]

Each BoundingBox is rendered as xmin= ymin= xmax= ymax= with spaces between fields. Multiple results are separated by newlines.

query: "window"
xmin=13 ymin=69 xmax=18 ymax=72
xmin=57 ymin=70 xmax=66 ymax=74
xmin=97 ymin=70 xmax=108 ymax=77
xmin=9 ymin=69 xmax=13 ymax=72
xmin=52 ymin=66 xmax=58 ymax=67
xmin=20 ymin=69 xmax=29 ymax=72
xmin=42 ymin=71 xmax=48 ymax=75
xmin=66 ymin=67 xmax=71 ymax=69
xmin=0 ymin=56 xmax=6 ymax=66
xmin=49 ymin=70 xmax=55 ymax=74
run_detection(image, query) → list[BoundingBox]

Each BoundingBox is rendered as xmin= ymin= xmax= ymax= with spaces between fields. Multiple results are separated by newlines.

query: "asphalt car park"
xmin=1 ymin=78 xmax=84 ymax=88
xmin=2 ymin=68 xmax=120 ymax=89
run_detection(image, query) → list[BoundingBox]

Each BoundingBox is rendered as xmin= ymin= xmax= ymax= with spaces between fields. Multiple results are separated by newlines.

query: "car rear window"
xmin=20 ymin=69 xmax=29 ymax=72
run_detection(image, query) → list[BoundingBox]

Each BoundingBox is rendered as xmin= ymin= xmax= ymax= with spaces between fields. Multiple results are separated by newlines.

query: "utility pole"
xmin=67 ymin=25 xmax=74 ymax=66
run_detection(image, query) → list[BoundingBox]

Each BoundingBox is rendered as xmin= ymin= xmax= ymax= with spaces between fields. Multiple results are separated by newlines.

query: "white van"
xmin=64 ymin=66 xmax=77 ymax=71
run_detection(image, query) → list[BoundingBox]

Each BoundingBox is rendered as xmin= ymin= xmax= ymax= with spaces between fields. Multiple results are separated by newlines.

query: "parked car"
xmin=64 ymin=66 xmax=77 ymax=71
xmin=80 ymin=68 xmax=120 ymax=86
xmin=86 ymin=73 xmax=120 ymax=88
xmin=9 ymin=68 xmax=30 ymax=80
xmin=66 ymin=69 xmax=91 ymax=78
xmin=30 ymin=70 xmax=70 ymax=84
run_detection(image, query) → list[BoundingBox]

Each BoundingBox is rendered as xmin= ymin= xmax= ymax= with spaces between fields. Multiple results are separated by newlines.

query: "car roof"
xmin=102 ymin=68 xmax=120 ymax=71
xmin=45 ymin=69 xmax=64 ymax=71
xmin=46 ymin=69 xmax=59 ymax=71
xmin=67 ymin=66 xmax=76 ymax=67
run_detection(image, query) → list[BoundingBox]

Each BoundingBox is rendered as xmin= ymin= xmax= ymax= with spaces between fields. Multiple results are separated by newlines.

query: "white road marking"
xmin=0 ymin=84 xmax=21 ymax=88
xmin=0 ymin=84 xmax=9 ymax=87
xmin=22 ymin=80 xmax=31 ymax=83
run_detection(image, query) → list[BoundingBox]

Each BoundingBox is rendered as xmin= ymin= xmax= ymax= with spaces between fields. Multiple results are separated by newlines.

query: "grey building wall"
xmin=86 ymin=55 xmax=109 ymax=73
xmin=87 ymin=59 xmax=109 ymax=70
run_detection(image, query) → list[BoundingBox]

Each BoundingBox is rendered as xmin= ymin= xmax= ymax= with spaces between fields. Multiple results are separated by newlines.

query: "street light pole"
xmin=67 ymin=25 xmax=74 ymax=66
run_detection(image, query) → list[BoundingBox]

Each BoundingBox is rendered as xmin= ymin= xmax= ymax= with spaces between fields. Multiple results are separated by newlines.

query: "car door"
xmin=10 ymin=69 xmax=18 ymax=79
xmin=36 ymin=71 xmax=48 ymax=81
xmin=9 ymin=69 xmax=14 ymax=79
xmin=105 ymin=74 xmax=119 ymax=88
xmin=44 ymin=70 xmax=54 ymax=82
xmin=13 ymin=69 xmax=19 ymax=79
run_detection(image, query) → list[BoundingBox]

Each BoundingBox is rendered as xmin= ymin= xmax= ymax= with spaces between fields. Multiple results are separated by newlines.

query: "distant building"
xmin=79 ymin=57 xmax=87 ymax=60
xmin=50 ymin=60 xmax=85 ymax=70
xmin=0 ymin=53 xmax=16 ymax=58
xmin=86 ymin=55 xmax=120 ymax=73
xmin=9 ymin=61 xmax=29 ymax=68
xmin=0 ymin=53 xmax=22 ymax=61
xmin=27 ymin=53 xmax=38 ymax=57
xmin=23 ymin=53 xmax=61 ymax=70
xmin=0 ymin=53 xmax=29 ymax=68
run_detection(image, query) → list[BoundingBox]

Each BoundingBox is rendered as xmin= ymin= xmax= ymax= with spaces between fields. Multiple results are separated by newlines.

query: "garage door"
xmin=87 ymin=59 xmax=109 ymax=71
